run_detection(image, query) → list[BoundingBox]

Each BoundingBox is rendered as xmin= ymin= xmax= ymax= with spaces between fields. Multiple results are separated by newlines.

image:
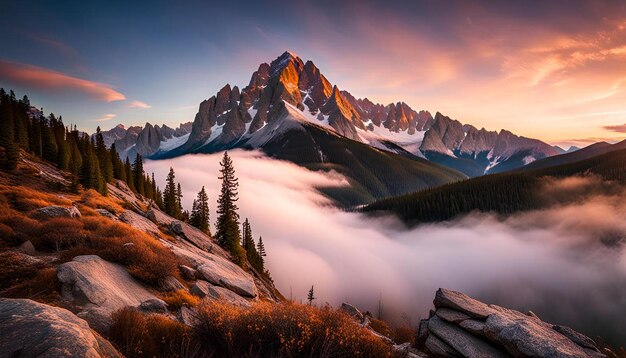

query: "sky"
xmin=1 ymin=0 xmax=626 ymax=148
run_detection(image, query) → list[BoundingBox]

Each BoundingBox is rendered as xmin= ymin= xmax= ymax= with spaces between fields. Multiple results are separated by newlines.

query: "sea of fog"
xmin=145 ymin=150 xmax=626 ymax=346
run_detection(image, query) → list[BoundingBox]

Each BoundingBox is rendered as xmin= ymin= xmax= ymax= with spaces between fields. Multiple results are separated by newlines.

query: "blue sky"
xmin=1 ymin=0 xmax=626 ymax=147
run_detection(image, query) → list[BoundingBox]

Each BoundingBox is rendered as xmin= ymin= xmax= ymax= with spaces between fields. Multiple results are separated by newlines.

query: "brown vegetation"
xmin=193 ymin=301 xmax=392 ymax=357
xmin=368 ymin=317 xmax=392 ymax=338
xmin=159 ymin=289 xmax=200 ymax=309
xmin=109 ymin=307 xmax=193 ymax=358
xmin=109 ymin=301 xmax=393 ymax=358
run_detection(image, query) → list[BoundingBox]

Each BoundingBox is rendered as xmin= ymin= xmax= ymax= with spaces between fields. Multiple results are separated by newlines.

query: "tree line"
xmin=0 ymin=88 xmax=162 ymax=202
xmin=0 ymin=88 xmax=270 ymax=274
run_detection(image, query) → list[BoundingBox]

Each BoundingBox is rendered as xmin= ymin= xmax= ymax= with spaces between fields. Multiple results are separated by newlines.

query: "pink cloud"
xmin=0 ymin=60 xmax=125 ymax=102
xmin=603 ymin=123 xmax=626 ymax=133
xmin=128 ymin=100 xmax=151 ymax=109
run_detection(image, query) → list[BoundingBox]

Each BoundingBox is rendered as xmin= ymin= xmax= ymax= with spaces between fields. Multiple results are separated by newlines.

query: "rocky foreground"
xmin=413 ymin=288 xmax=615 ymax=358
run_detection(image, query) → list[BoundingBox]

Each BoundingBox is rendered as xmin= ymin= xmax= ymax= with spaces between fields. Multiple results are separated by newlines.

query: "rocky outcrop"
xmin=34 ymin=205 xmax=81 ymax=219
xmin=57 ymin=255 xmax=159 ymax=332
xmin=190 ymin=280 xmax=251 ymax=307
xmin=415 ymin=288 xmax=608 ymax=358
xmin=171 ymin=220 xmax=214 ymax=251
xmin=0 ymin=298 xmax=121 ymax=357
xmin=119 ymin=210 xmax=161 ymax=237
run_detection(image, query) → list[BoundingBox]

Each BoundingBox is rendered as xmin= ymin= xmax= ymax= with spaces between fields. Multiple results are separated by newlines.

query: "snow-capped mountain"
xmin=151 ymin=51 xmax=556 ymax=177
xmin=99 ymin=122 xmax=192 ymax=160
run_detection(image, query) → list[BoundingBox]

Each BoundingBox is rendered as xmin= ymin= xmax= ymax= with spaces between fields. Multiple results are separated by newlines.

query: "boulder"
xmin=436 ymin=307 xmax=471 ymax=324
xmin=203 ymin=285 xmax=251 ymax=307
xmin=552 ymin=325 xmax=600 ymax=352
xmin=179 ymin=265 xmax=197 ymax=280
xmin=192 ymin=281 xmax=251 ymax=307
xmin=34 ymin=205 xmax=81 ymax=219
xmin=433 ymin=288 xmax=495 ymax=319
xmin=96 ymin=209 xmax=117 ymax=220
xmin=425 ymin=334 xmax=462 ymax=357
xmin=485 ymin=312 xmax=593 ymax=358
xmin=146 ymin=208 xmax=173 ymax=226
xmin=139 ymin=298 xmax=168 ymax=313
xmin=171 ymin=220 xmax=213 ymax=251
xmin=0 ymin=298 xmax=121 ymax=357
xmin=190 ymin=280 xmax=213 ymax=298
xmin=164 ymin=240 xmax=257 ymax=298
xmin=160 ymin=275 xmax=186 ymax=292
xmin=428 ymin=315 xmax=509 ymax=357
xmin=419 ymin=289 xmax=607 ymax=358
xmin=119 ymin=210 xmax=161 ymax=237
xmin=57 ymin=255 xmax=158 ymax=332
xmin=17 ymin=240 xmax=37 ymax=255
xmin=196 ymin=256 xmax=257 ymax=298
xmin=459 ymin=319 xmax=485 ymax=336
xmin=340 ymin=303 xmax=365 ymax=323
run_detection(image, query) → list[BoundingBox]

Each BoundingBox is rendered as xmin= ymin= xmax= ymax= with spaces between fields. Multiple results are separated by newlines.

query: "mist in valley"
xmin=145 ymin=150 xmax=626 ymax=345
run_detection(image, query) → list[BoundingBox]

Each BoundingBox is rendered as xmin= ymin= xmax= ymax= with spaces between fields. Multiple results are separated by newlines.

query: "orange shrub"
xmin=193 ymin=301 xmax=392 ymax=357
xmin=109 ymin=307 xmax=193 ymax=358
xmin=32 ymin=218 xmax=86 ymax=251
xmin=75 ymin=217 xmax=180 ymax=286
xmin=159 ymin=289 xmax=200 ymax=309
xmin=0 ymin=185 xmax=72 ymax=211
xmin=80 ymin=189 xmax=124 ymax=215
xmin=369 ymin=318 xmax=392 ymax=338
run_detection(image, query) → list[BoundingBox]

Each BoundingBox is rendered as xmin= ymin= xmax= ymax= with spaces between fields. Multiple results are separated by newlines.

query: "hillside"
xmin=521 ymin=139 xmax=626 ymax=172
xmin=363 ymin=147 xmax=626 ymax=225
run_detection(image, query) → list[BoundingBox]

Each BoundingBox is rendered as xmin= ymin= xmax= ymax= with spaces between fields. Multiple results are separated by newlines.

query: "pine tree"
xmin=41 ymin=114 xmax=57 ymax=163
xmin=307 ymin=285 xmax=316 ymax=306
xmin=242 ymin=219 xmax=264 ymax=272
xmin=124 ymin=157 xmax=135 ymax=192
xmin=163 ymin=167 xmax=180 ymax=218
xmin=215 ymin=152 xmax=245 ymax=266
xmin=95 ymin=126 xmax=113 ymax=182
xmin=132 ymin=153 xmax=144 ymax=195
xmin=176 ymin=183 xmax=183 ymax=215
xmin=110 ymin=143 xmax=125 ymax=181
xmin=190 ymin=186 xmax=210 ymax=234
xmin=257 ymin=236 xmax=267 ymax=258
xmin=0 ymin=90 xmax=18 ymax=170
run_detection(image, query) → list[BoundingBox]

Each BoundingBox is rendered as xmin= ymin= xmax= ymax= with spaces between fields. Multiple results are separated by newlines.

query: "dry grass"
xmin=0 ymin=184 xmax=73 ymax=212
xmin=159 ymin=289 xmax=200 ymax=310
xmin=193 ymin=301 xmax=393 ymax=357
xmin=109 ymin=307 xmax=194 ymax=358
xmin=109 ymin=302 xmax=393 ymax=358
xmin=57 ymin=216 xmax=180 ymax=286
xmin=32 ymin=218 xmax=87 ymax=251
xmin=369 ymin=318 xmax=392 ymax=338
xmin=79 ymin=189 xmax=124 ymax=215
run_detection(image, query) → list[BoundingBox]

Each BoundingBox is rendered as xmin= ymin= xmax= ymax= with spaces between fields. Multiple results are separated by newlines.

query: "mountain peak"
xmin=115 ymin=124 xmax=125 ymax=129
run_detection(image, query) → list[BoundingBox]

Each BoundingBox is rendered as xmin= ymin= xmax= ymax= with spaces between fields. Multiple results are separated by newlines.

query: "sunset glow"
xmin=1 ymin=0 xmax=625 ymax=146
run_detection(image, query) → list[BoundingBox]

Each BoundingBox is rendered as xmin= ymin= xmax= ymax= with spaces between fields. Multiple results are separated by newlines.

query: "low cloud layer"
xmin=145 ymin=151 xmax=626 ymax=345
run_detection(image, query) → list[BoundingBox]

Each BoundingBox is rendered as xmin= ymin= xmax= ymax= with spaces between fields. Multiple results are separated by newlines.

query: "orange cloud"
xmin=129 ymin=100 xmax=151 ymax=109
xmin=0 ymin=60 xmax=125 ymax=102
xmin=94 ymin=113 xmax=117 ymax=122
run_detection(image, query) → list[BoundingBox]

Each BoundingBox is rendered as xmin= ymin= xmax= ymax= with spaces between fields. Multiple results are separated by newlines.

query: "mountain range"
xmin=101 ymin=51 xmax=566 ymax=203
